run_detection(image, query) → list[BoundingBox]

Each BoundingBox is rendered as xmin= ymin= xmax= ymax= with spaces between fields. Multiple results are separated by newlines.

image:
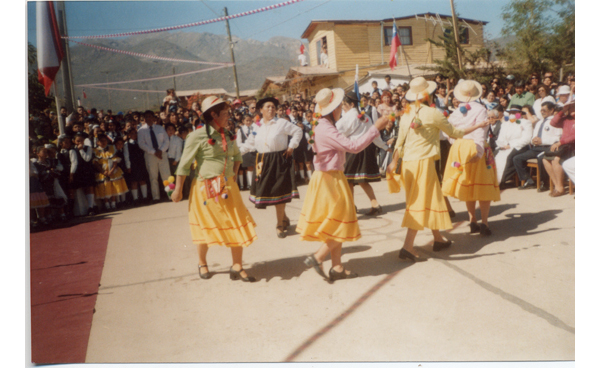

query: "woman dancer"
xmin=246 ymin=97 xmax=303 ymax=239
xmin=387 ymin=77 xmax=489 ymax=261
xmin=298 ymin=88 xmax=388 ymax=282
xmin=441 ymin=80 xmax=501 ymax=236
xmin=336 ymin=92 xmax=390 ymax=215
xmin=171 ymin=96 xmax=257 ymax=282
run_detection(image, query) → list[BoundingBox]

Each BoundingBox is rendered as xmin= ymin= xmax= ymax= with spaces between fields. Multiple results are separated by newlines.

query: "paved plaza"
xmin=77 ymin=178 xmax=576 ymax=364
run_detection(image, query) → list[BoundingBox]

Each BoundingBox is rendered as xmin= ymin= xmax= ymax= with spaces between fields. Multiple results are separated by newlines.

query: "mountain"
xmin=56 ymin=32 xmax=304 ymax=112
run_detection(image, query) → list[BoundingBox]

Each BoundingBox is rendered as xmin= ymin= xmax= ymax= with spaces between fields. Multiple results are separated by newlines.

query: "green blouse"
xmin=175 ymin=126 xmax=242 ymax=179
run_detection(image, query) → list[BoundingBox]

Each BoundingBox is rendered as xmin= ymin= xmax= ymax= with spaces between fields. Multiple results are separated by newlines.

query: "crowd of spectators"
xmin=29 ymin=70 xmax=575 ymax=229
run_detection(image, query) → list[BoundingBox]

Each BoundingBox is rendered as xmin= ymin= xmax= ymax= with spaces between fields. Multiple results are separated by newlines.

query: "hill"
xmin=55 ymin=31 xmax=304 ymax=112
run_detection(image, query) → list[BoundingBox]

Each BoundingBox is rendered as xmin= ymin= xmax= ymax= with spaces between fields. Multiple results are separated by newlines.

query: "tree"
xmin=500 ymin=0 xmax=575 ymax=79
xmin=422 ymin=25 xmax=504 ymax=85
xmin=28 ymin=42 xmax=54 ymax=115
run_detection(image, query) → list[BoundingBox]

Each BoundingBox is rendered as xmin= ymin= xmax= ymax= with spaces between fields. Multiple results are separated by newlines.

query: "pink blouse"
xmin=312 ymin=118 xmax=379 ymax=172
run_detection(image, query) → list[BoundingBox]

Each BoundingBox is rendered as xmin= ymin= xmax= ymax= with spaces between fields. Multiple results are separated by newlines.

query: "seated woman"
xmin=543 ymin=101 xmax=574 ymax=197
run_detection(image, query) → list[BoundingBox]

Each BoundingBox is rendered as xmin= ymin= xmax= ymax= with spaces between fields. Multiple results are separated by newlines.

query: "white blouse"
xmin=246 ymin=118 xmax=302 ymax=154
xmin=336 ymin=108 xmax=388 ymax=150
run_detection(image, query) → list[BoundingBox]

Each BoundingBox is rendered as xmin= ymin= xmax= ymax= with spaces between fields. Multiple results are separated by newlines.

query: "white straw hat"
xmin=201 ymin=96 xmax=228 ymax=118
xmin=453 ymin=80 xmax=483 ymax=103
xmin=314 ymin=88 xmax=344 ymax=116
xmin=556 ymin=85 xmax=571 ymax=95
xmin=405 ymin=77 xmax=437 ymax=101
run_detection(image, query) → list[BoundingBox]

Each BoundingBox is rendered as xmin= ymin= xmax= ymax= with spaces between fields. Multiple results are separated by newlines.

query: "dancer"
xmin=171 ymin=96 xmax=257 ymax=282
xmin=246 ymin=97 xmax=303 ymax=239
xmin=336 ymin=92 xmax=391 ymax=215
xmin=441 ymin=80 xmax=501 ymax=236
xmin=297 ymin=88 xmax=388 ymax=282
xmin=387 ymin=77 xmax=489 ymax=261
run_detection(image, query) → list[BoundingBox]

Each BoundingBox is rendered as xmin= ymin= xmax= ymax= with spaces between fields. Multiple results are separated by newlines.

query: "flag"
xmin=389 ymin=20 xmax=401 ymax=71
xmin=354 ymin=64 xmax=361 ymax=102
xmin=36 ymin=1 xmax=64 ymax=96
xmin=300 ymin=43 xmax=305 ymax=55
xmin=83 ymin=88 xmax=87 ymax=99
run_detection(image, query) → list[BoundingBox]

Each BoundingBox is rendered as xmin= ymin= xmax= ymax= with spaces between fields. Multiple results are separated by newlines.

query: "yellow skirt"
xmin=442 ymin=139 xmax=501 ymax=202
xmin=188 ymin=176 xmax=257 ymax=247
xmin=95 ymin=177 xmax=129 ymax=199
xmin=401 ymin=157 xmax=453 ymax=231
xmin=296 ymin=171 xmax=361 ymax=243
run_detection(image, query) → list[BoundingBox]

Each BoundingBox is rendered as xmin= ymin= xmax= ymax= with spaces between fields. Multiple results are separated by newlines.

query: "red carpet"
xmin=30 ymin=219 xmax=112 ymax=364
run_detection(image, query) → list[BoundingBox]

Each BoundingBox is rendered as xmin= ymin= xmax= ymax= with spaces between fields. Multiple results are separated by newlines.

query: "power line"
xmin=241 ymin=0 xmax=332 ymax=40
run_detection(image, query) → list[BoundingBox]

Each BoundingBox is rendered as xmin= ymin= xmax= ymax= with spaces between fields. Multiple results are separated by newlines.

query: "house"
xmin=282 ymin=13 xmax=488 ymax=98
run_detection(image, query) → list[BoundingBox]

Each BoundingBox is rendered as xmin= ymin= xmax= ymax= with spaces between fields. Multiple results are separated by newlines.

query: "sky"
xmin=27 ymin=0 xmax=513 ymax=47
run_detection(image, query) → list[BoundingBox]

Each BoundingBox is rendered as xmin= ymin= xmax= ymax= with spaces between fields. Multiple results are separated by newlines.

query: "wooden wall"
xmin=305 ymin=18 xmax=485 ymax=71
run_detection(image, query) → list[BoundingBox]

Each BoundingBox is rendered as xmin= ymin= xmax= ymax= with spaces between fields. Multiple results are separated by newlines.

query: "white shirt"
xmin=382 ymin=81 xmax=395 ymax=91
xmin=533 ymin=96 xmax=556 ymax=120
xmin=496 ymin=120 xmax=533 ymax=151
xmin=532 ymin=115 xmax=562 ymax=145
xmin=137 ymin=123 xmax=170 ymax=155
xmin=298 ymin=54 xmax=308 ymax=66
xmin=336 ymin=108 xmax=388 ymax=150
xmin=320 ymin=52 xmax=329 ymax=68
xmin=167 ymin=135 xmax=184 ymax=161
xmin=236 ymin=124 xmax=258 ymax=155
xmin=246 ymin=117 xmax=302 ymax=154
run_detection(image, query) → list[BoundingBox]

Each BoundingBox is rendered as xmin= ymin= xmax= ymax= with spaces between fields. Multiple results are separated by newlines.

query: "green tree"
xmin=28 ymin=42 xmax=54 ymax=115
xmin=422 ymin=25 xmax=504 ymax=84
xmin=500 ymin=0 xmax=575 ymax=79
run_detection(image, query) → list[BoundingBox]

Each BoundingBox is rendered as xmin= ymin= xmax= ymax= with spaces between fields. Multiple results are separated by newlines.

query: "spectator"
xmin=371 ymin=81 xmax=382 ymax=96
xmin=123 ymin=128 xmax=149 ymax=206
xmin=514 ymin=102 xmax=560 ymax=191
xmin=533 ymin=84 xmax=555 ymax=120
xmin=508 ymin=80 xmax=535 ymax=108
xmin=165 ymin=123 xmax=184 ymax=177
xmin=137 ymin=110 xmax=171 ymax=202
xmin=555 ymin=85 xmax=572 ymax=108
xmin=320 ymin=45 xmax=329 ymax=68
xmin=93 ymin=134 xmax=129 ymax=211
xmin=542 ymin=101 xmax=575 ymax=197
xmin=382 ymin=75 xmax=395 ymax=91
xmin=494 ymin=105 xmax=533 ymax=188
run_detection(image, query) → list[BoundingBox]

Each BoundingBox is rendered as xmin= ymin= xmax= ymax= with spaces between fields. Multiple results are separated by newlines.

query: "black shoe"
xmin=518 ymin=179 xmax=536 ymax=190
xmin=230 ymin=267 xmax=256 ymax=282
xmin=329 ymin=267 xmax=358 ymax=282
xmin=365 ymin=205 xmax=383 ymax=216
xmin=87 ymin=208 xmax=96 ymax=216
xmin=304 ymin=254 xmax=327 ymax=279
xmin=480 ymin=223 xmax=492 ymax=236
xmin=537 ymin=184 xmax=549 ymax=192
xmin=198 ymin=265 xmax=212 ymax=280
xmin=433 ymin=239 xmax=452 ymax=252
xmin=469 ymin=222 xmax=481 ymax=233
xmin=399 ymin=248 xmax=426 ymax=262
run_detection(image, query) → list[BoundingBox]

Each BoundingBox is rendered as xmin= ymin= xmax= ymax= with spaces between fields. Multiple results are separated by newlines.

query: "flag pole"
xmin=402 ymin=44 xmax=412 ymax=79
xmin=53 ymin=83 xmax=65 ymax=135
xmin=56 ymin=1 xmax=75 ymax=113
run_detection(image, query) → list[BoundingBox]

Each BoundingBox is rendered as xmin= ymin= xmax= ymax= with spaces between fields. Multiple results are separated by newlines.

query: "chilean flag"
xmin=389 ymin=20 xmax=401 ymax=71
xmin=36 ymin=1 xmax=64 ymax=96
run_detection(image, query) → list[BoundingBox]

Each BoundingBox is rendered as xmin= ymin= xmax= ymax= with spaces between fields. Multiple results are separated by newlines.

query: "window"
xmin=443 ymin=26 xmax=469 ymax=45
xmin=384 ymin=26 xmax=412 ymax=46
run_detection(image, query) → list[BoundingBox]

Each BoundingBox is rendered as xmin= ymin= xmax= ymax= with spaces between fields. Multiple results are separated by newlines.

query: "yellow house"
xmin=285 ymin=13 xmax=488 ymax=96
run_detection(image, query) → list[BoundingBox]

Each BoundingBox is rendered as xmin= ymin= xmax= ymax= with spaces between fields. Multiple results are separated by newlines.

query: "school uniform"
xmin=124 ymin=139 xmax=149 ymax=183
xmin=236 ymin=124 xmax=258 ymax=168
xmin=167 ymin=134 xmax=184 ymax=176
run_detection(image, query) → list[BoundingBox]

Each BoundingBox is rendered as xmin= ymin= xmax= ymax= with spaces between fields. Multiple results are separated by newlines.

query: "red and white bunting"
xmin=36 ymin=1 xmax=64 ymax=96
xmin=62 ymin=0 xmax=305 ymax=39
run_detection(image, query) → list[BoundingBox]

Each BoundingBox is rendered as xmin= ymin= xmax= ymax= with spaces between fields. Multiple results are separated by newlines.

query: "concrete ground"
xmin=84 ymin=179 xmax=575 ymax=363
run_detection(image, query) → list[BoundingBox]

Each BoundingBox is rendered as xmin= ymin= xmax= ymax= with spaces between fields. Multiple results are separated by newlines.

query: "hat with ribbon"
xmin=314 ymin=88 xmax=345 ymax=116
